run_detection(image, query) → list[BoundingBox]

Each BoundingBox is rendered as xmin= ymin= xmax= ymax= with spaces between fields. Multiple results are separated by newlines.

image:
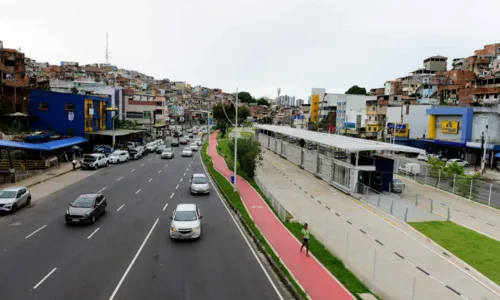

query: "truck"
xmin=398 ymin=163 xmax=420 ymax=175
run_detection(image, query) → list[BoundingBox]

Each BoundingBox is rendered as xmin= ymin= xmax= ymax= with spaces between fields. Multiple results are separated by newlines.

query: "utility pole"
xmin=234 ymin=87 xmax=238 ymax=191
xmin=481 ymin=125 xmax=489 ymax=171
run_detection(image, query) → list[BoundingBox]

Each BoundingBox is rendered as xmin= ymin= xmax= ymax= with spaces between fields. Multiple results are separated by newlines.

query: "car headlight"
xmin=193 ymin=226 xmax=200 ymax=232
xmin=170 ymin=227 xmax=177 ymax=232
xmin=84 ymin=212 xmax=91 ymax=217
xmin=66 ymin=210 xmax=69 ymax=215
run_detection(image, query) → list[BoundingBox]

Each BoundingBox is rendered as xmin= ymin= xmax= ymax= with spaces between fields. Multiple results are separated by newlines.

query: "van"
xmin=398 ymin=163 xmax=420 ymax=175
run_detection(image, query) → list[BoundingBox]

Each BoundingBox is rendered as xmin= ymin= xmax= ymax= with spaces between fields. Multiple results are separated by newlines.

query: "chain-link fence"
xmin=254 ymin=176 xmax=290 ymax=222
xmin=393 ymin=157 xmax=500 ymax=208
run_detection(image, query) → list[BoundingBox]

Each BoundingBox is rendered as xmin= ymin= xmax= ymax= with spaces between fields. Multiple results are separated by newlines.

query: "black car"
xmin=65 ymin=193 xmax=107 ymax=225
xmin=171 ymin=139 xmax=179 ymax=147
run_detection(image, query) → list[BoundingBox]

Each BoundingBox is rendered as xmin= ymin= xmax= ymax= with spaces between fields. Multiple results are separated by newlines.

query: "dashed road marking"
xmin=163 ymin=203 xmax=169 ymax=211
xmin=135 ymin=189 xmax=141 ymax=194
xmin=131 ymin=169 xmax=136 ymax=173
xmin=98 ymin=187 xmax=107 ymax=193
xmin=117 ymin=204 xmax=125 ymax=212
xmin=117 ymin=176 xmax=124 ymax=181
xmin=176 ymin=184 xmax=179 ymax=190
xmin=158 ymin=170 xmax=162 ymax=174
xmin=180 ymin=178 xmax=183 ymax=182
xmin=33 ymin=268 xmax=57 ymax=289
xmin=170 ymin=192 xmax=175 ymax=199
xmin=148 ymin=178 xmax=153 ymax=183
xmin=25 ymin=225 xmax=47 ymax=239
xmin=141 ymin=163 xmax=145 ymax=167
xmin=87 ymin=228 xmax=100 ymax=239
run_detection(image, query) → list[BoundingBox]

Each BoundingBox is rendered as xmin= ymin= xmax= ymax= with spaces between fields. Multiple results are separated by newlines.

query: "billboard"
xmin=387 ymin=123 xmax=409 ymax=136
xmin=441 ymin=121 xmax=459 ymax=134
xmin=311 ymin=95 xmax=320 ymax=123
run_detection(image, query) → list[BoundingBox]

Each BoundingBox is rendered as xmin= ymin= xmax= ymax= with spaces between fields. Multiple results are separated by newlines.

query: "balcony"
xmin=366 ymin=119 xmax=382 ymax=126
xmin=366 ymin=106 xmax=387 ymax=115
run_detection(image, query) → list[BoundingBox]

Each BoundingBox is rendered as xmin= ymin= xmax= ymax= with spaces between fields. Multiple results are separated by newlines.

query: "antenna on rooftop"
xmin=105 ymin=33 xmax=110 ymax=64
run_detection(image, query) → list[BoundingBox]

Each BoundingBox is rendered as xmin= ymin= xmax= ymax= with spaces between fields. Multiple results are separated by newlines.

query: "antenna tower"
xmin=105 ymin=33 xmax=110 ymax=64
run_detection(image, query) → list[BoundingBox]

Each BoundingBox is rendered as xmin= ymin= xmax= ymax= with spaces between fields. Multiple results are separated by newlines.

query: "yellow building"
xmin=365 ymin=99 xmax=387 ymax=139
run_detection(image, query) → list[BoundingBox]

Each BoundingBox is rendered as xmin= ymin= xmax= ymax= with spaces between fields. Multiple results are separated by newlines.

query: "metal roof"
xmin=256 ymin=125 xmax=424 ymax=154
xmin=0 ymin=137 xmax=87 ymax=151
xmin=85 ymin=129 xmax=145 ymax=137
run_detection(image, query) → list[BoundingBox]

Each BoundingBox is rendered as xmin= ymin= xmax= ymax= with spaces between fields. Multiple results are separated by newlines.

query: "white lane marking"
xmin=131 ymin=169 xmax=136 ymax=173
xmin=135 ymin=189 xmax=141 ymax=194
xmin=25 ymin=225 xmax=47 ymax=239
xmin=158 ymin=170 xmax=162 ymax=174
xmin=175 ymin=184 xmax=179 ymax=190
xmin=170 ymin=192 xmax=175 ymax=199
xmin=33 ymin=268 xmax=57 ymax=289
xmin=108 ymin=218 xmax=159 ymax=300
xmin=117 ymin=204 xmax=125 ymax=212
xmin=180 ymin=178 xmax=183 ymax=182
xmin=141 ymin=163 xmax=145 ymax=167
xmin=165 ymin=164 xmax=168 ymax=167
xmin=183 ymin=172 xmax=186 ymax=176
xmin=87 ymin=228 xmax=100 ymax=239
xmin=200 ymin=157 xmax=284 ymax=299
xmin=117 ymin=176 xmax=124 ymax=181
xmin=163 ymin=203 xmax=169 ymax=211
xmin=148 ymin=178 xmax=153 ymax=183
xmin=186 ymin=168 xmax=189 ymax=172
xmin=98 ymin=187 xmax=107 ymax=193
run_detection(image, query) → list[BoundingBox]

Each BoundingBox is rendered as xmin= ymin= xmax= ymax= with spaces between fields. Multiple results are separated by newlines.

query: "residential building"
xmin=452 ymin=58 xmax=465 ymax=70
xmin=296 ymin=99 xmax=305 ymax=106
xmin=28 ymin=89 xmax=112 ymax=136
xmin=125 ymin=93 xmax=167 ymax=130
xmin=369 ymin=88 xmax=385 ymax=96
xmin=423 ymin=56 xmax=448 ymax=72
xmin=0 ymin=43 xmax=30 ymax=113
xmin=384 ymin=80 xmax=403 ymax=96
xmin=365 ymin=99 xmax=387 ymax=139
xmin=386 ymin=105 xmax=431 ymax=141
xmin=329 ymin=93 xmax=374 ymax=134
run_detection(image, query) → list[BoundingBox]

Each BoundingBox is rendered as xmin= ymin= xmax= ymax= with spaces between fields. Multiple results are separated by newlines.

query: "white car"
xmin=81 ymin=153 xmax=108 ymax=170
xmin=190 ymin=143 xmax=198 ymax=152
xmin=195 ymin=138 xmax=202 ymax=146
xmin=446 ymin=158 xmax=469 ymax=167
xmin=146 ymin=142 xmax=157 ymax=153
xmin=190 ymin=173 xmax=210 ymax=194
xmin=170 ymin=203 xmax=202 ymax=240
xmin=0 ymin=187 xmax=31 ymax=213
xmin=416 ymin=153 xmax=429 ymax=161
xmin=182 ymin=147 xmax=193 ymax=157
xmin=108 ymin=150 xmax=130 ymax=164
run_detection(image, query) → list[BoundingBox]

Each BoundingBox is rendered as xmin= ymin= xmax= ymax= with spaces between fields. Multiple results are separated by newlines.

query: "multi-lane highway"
xmin=0 ymin=142 xmax=286 ymax=300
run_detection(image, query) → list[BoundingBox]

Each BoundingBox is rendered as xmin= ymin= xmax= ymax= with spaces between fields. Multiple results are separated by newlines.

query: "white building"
xmin=386 ymin=105 xmax=431 ymax=139
xmin=320 ymin=94 xmax=375 ymax=132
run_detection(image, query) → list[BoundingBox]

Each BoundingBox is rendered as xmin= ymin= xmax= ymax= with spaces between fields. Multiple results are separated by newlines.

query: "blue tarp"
xmin=0 ymin=137 xmax=87 ymax=151
xmin=495 ymin=153 xmax=500 ymax=159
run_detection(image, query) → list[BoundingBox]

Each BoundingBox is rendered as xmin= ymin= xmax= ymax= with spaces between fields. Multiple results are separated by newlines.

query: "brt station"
xmin=255 ymin=125 xmax=424 ymax=196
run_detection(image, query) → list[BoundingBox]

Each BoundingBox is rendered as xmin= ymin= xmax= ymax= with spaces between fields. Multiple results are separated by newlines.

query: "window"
xmin=65 ymin=103 xmax=75 ymax=111
xmin=155 ymin=109 xmax=163 ymax=115
xmin=39 ymin=102 xmax=49 ymax=110
xmin=126 ymin=111 xmax=143 ymax=119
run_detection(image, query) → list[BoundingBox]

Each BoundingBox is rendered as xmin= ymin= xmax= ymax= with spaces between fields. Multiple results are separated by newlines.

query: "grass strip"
xmin=201 ymin=141 xmax=308 ymax=299
xmin=215 ymin=135 xmax=376 ymax=299
xmin=409 ymin=221 xmax=500 ymax=285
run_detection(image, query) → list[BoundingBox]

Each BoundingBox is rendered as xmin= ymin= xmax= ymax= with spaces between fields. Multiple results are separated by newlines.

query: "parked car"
xmin=108 ymin=150 xmax=130 ymax=164
xmin=129 ymin=147 xmax=143 ymax=160
xmin=93 ymin=144 xmax=114 ymax=156
xmin=190 ymin=143 xmax=198 ymax=151
xmin=391 ymin=178 xmax=406 ymax=193
xmin=0 ymin=187 xmax=31 ymax=214
xmin=161 ymin=148 xmax=175 ymax=159
xmin=169 ymin=203 xmax=202 ymax=240
xmin=156 ymin=145 xmax=166 ymax=154
xmin=171 ymin=138 xmax=180 ymax=147
xmin=446 ymin=158 xmax=469 ymax=167
xmin=182 ymin=147 xmax=193 ymax=157
xmin=398 ymin=162 xmax=420 ymax=175
xmin=81 ymin=153 xmax=108 ymax=170
xmin=416 ymin=153 xmax=429 ymax=161
xmin=190 ymin=174 xmax=210 ymax=194
xmin=65 ymin=193 xmax=107 ymax=224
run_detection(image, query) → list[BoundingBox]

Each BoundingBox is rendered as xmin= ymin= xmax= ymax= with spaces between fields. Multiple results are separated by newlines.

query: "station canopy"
xmin=256 ymin=125 xmax=424 ymax=154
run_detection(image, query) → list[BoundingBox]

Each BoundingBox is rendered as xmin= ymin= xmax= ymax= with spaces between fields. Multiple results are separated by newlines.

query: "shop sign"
xmin=441 ymin=121 xmax=459 ymax=134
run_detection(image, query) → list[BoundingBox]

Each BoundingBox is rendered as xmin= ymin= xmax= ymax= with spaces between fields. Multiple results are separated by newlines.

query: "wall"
xmin=386 ymin=105 xmax=430 ymax=139
xmin=28 ymin=90 xmax=110 ymax=136
xmin=472 ymin=114 xmax=500 ymax=143
xmin=426 ymin=107 xmax=473 ymax=144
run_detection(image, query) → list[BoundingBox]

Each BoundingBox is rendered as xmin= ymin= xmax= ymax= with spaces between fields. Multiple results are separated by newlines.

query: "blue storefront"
xmin=29 ymin=90 xmax=113 ymax=137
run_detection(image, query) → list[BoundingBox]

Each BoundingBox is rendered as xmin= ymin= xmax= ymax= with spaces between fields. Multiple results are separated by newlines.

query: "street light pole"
xmin=234 ymin=88 xmax=238 ymax=191
xmin=112 ymin=113 xmax=124 ymax=150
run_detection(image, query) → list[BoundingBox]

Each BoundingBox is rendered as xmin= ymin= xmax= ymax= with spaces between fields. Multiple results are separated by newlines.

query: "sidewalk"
xmin=400 ymin=177 xmax=500 ymax=241
xmin=257 ymin=149 xmax=500 ymax=300
xmin=207 ymin=132 xmax=354 ymax=300
xmin=0 ymin=162 xmax=78 ymax=189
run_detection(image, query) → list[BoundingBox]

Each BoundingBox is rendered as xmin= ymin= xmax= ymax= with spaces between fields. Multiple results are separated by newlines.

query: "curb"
xmin=26 ymin=166 xmax=81 ymax=188
xmin=202 ymin=142 xmax=305 ymax=300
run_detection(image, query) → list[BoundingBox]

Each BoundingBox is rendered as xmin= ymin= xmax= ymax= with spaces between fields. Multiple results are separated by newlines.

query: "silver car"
xmin=190 ymin=174 xmax=210 ymax=194
xmin=0 ymin=187 xmax=31 ymax=213
xmin=391 ymin=178 xmax=406 ymax=193
xmin=182 ymin=147 xmax=193 ymax=157
xmin=170 ymin=203 xmax=202 ymax=240
xmin=161 ymin=148 xmax=174 ymax=159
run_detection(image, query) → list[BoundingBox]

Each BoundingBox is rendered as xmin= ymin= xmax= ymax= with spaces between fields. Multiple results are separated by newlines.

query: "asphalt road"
xmin=0 ymin=142 xmax=285 ymax=300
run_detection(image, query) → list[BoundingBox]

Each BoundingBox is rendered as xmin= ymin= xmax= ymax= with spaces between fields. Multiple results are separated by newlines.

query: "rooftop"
xmin=256 ymin=125 xmax=424 ymax=154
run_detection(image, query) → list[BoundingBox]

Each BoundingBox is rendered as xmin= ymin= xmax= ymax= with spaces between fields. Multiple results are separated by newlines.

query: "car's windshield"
xmin=192 ymin=177 xmax=207 ymax=184
xmin=110 ymin=153 xmax=119 ymax=157
xmin=71 ymin=196 xmax=95 ymax=208
xmin=174 ymin=210 xmax=197 ymax=221
xmin=393 ymin=179 xmax=402 ymax=184
xmin=0 ymin=190 xmax=17 ymax=198
xmin=83 ymin=155 xmax=96 ymax=161
xmin=184 ymin=148 xmax=191 ymax=151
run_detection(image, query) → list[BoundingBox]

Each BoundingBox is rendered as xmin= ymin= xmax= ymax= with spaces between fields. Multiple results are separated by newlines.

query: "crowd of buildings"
xmin=274 ymin=42 xmax=500 ymax=167
xmin=0 ymin=40 xmax=239 ymax=142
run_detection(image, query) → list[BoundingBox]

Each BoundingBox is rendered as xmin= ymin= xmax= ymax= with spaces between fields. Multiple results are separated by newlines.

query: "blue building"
xmin=28 ymin=90 xmax=113 ymax=137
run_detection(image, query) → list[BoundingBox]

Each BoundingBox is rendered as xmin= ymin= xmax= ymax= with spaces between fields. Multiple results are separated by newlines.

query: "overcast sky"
xmin=3 ymin=0 xmax=500 ymax=101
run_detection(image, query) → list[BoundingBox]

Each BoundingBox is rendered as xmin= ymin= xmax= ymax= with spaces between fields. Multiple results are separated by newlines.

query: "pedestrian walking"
xmin=72 ymin=159 xmax=77 ymax=171
xmin=300 ymin=223 xmax=310 ymax=257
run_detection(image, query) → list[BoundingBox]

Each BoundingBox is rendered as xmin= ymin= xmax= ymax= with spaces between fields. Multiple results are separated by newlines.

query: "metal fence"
xmin=254 ymin=175 xmax=290 ymax=222
xmin=393 ymin=157 xmax=500 ymax=208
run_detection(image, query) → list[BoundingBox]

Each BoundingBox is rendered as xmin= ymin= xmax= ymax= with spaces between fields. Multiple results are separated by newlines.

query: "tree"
xmin=229 ymin=137 xmax=262 ymax=178
xmin=345 ymin=85 xmax=368 ymax=95
xmin=237 ymin=91 xmax=253 ymax=103
xmin=257 ymin=98 xmax=270 ymax=106
xmin=71 ymin=87 xmax=79 ymax=94
xmin=160 ymin=78 xmax=170 ymax=84
xmin=262 ymin=116 xmax=273 ymax=124
xmin=238 ymin=106 xmax=251 ymax=123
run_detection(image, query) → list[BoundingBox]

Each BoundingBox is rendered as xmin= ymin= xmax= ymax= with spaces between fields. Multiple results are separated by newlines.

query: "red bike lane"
xmin=208 ymin=132 xmax=354 ymax=300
